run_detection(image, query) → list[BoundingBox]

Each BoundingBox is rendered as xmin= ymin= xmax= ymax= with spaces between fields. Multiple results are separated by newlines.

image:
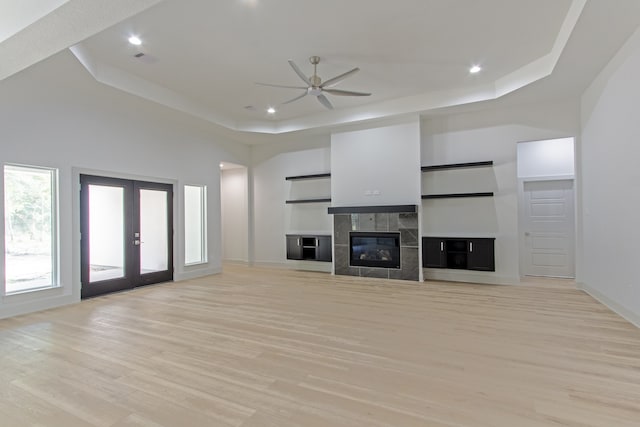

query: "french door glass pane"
xmin=140 ymin=189 xmax=168 ymax=274
xmin=88 ymin=185 xmax=125 ymax=282
xmin=4 ymin=165 xmax=56 ymax=293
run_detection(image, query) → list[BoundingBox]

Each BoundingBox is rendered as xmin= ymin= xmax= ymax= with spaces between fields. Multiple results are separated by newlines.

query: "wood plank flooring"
xmin=1 ymin=264 xmax=640 ymax=426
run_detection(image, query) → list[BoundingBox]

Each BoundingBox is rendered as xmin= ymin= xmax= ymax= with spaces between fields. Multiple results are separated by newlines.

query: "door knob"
xmin=524 ymin=232 xmax=530 ymax=236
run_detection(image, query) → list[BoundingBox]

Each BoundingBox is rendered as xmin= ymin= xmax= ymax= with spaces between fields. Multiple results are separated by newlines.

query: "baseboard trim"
xmin=423 ymin=269 xmax=519 ymax=285
xmin=252 ymin=261 xmax=288 ymax=269
xmin=0 ymin=294 xmax=78 ymax=320
xmin=578 ymin=282 xmax=640 ymax=329
xmin=253 ymin=260 xmax=332 ymax=273
xmin=175 ymin=266 xmax=221 ymax=281
xmin=223 ymin=259 xmax=250 ymax=266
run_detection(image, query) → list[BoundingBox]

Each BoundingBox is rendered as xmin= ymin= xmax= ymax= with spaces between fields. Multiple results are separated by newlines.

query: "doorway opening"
xmin=219 ymin=162 xmax=249 ymax=264
xmin=517 ymin=137 xmax=576 ymax=278
xmin=80 ymin=175 xmax=173 ymax=298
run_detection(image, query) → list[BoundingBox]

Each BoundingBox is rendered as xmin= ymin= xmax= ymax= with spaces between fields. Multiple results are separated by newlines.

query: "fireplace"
xmin=350 ymin=232 xmax=400 ymax=269
xmin=330 ymin=205 xmax=419 ymax=281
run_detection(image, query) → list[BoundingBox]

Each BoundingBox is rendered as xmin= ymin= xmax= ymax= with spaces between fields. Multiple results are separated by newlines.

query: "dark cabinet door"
xmin=316 ymin=236 xmax=332 ymax=262
xmin=467 ymin=238 xmax=495 ymax=271
xmin=423 ymin=237 xmax=446 ymax=268
xmin=286 ymin=235 xmax=303 ymax=260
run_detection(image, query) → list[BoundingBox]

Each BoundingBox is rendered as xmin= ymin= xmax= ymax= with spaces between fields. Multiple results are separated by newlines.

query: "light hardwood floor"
xmin=1 ymin=265 xmax=640 ymax=426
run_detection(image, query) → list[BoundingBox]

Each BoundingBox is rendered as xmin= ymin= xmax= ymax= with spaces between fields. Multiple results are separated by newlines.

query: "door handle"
xmin=469 ymin=242 xmax=473 ymax=253
xmin=524 ymin=232 xmax=530 ymax=236
xmin=440 ymin=241 xmax=444 ymax=252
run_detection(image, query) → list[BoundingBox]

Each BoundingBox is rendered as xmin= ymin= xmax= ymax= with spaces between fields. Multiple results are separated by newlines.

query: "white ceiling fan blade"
xmin=288 ymin=60 xmax=310 ymax=85
xmin=317 ymin=94 xmax=333 ymax=110
xmin=256 ymin=82 xmax=307 ymax=90
xmin=281 ymin=91 xmax=308 ymax=105
xmin=323 ymin=89 xmax=371 ymax=97
xmin=320 ymin=67 xmax=360 ymax=88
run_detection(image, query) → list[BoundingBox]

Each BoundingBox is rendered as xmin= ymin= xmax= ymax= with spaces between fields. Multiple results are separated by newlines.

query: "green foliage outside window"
xmin=4 ymin=167 xmax=52 ymax=254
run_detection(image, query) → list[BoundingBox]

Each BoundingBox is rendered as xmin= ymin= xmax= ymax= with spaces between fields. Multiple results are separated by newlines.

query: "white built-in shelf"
xmin=421 ymin=192 xmax=494 ymax=200
xmin=421 ymin=161 xmax=493 ymax=171
xmin=421 ymin=160 xmax=494 ymax=200
xmin=285 ymin=172 xmax=331 ymax=204
xmin=285 ymin=198 xmax=332 ymax=204
xmin=285 ymin=173 xmax=331 ymax=181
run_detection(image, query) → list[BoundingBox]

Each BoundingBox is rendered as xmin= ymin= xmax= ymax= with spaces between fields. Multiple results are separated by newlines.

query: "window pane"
xmin=140 ymin=189 xmax=168 ymax=273
xmin=184 ymin=185 xmax=206 ymax=265
xmin=4 ymin=165 xmax=57 ymax=293
xmin=88 ymin=184 xmax=125 ymax=282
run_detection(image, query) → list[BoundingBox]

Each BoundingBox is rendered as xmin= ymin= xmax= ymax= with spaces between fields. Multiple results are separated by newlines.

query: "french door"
xmin=80 ymin=175 xmax=173 ymax=298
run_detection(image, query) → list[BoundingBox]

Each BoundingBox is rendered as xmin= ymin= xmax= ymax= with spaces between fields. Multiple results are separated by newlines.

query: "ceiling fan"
xmin=258 ymin=56 xmax=371 ymax=110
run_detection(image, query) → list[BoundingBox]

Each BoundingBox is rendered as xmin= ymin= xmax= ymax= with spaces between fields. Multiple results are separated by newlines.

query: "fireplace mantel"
xmin=328 ymin=205 xmax=418 ymax=215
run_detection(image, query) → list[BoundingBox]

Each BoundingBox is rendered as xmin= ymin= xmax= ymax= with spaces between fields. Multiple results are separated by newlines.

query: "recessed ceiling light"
xmin=128 ymin=35 xmax=142 ymax=46
xmin=219 ymin=163 xmax=224 ymax=169
xmin=469 ymin=65 xmax=482 ymax=74
xmin=267 ymin=107 xmax=276 ymax=114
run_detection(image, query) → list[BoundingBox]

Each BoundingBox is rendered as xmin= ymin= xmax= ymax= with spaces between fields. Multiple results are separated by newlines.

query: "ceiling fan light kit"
xmin=257 ymin=56 xmax=371 ymax=110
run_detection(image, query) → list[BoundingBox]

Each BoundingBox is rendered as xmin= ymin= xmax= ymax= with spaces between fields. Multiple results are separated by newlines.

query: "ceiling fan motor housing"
xmin=309 ymin=75 xmax=322 ymax=88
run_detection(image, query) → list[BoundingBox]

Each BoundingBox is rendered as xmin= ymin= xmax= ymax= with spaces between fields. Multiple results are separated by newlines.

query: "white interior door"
xmin=522 ymin=180 xmax=575 ymax=278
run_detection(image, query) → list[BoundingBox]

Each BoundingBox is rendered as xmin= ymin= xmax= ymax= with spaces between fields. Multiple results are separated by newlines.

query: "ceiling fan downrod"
xmin=309 ymin=56 xmax=321 ymax=87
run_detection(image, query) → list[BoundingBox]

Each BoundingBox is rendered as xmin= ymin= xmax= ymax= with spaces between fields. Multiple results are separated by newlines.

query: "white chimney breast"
xmin=331 ymin=120 xmax=421 ymax=207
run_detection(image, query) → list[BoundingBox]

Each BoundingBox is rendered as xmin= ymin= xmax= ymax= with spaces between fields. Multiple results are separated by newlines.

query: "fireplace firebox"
xmin=350 ymin=232 xmax=401 ymax=269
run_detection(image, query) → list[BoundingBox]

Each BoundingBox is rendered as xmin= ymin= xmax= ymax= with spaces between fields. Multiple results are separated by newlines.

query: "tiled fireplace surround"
xmin=332 ymin=208 xmax=419 ymax=281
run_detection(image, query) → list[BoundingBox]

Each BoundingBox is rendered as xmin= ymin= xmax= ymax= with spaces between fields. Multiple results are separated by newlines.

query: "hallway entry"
xmin=80 ymin=175 xmax=173 ymax=298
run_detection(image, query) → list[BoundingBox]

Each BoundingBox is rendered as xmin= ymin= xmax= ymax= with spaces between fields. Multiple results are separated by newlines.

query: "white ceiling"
xmin=3 ymin=0 xmax=640 ymax=142
xmin=0 ymin=0 xmax=162 ymax=80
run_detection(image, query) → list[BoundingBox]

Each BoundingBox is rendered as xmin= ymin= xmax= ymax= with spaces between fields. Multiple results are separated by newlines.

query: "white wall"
xmin=331 ymin=120 xmax=422 ymax=207
xmin=252 ymin=146 xmax=331 ymax=270
xmin=517 ymin=137 xmax=575 ymax=178
xmin=421 ymin=100 xmax=580 ymax=284
xmin=0 ymin=50 xmax=249 ymax=319
xmin=251 ymin=105 xmax=579 ymax=283
xmin=580 ymin=27 xmax=640 ymax=326
xmin=221 ymin=167 xmax=249 ymax=263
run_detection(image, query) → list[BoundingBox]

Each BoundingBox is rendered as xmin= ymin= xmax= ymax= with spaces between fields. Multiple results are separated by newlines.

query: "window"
xmin=184 ymin=184 xmax=207 ymax=265
xmin=3 ymin=164 xmax=58 ymax=294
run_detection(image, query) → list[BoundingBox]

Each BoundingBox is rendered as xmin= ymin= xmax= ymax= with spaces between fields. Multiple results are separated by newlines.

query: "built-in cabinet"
xmin=423 ymin=237 xmax=447 ymax=268
xmin=283 ymin=165 xmax=498 ymax=272
xmin=421 ymin=160 xmax=497 ymax=273
xmin=422 ymin=237 xmax=495 ymax=271
xmin=285 ymin=172 xmax=332 ymax=264
xmin=286 ymin=235 xmax=332 ymax=262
